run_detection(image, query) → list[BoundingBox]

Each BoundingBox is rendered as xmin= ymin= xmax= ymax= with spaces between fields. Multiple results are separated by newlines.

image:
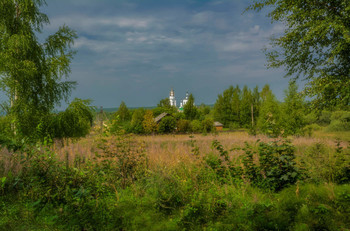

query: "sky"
xmin=40 ymin=0 xmax=291 ymax=108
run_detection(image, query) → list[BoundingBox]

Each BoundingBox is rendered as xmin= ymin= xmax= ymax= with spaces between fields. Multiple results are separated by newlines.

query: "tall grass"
xmin=0 ymin=131 xmax=349 ymax=230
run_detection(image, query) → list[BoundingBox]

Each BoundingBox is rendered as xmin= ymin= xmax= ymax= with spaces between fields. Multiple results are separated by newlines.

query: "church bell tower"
xmin=169 ymin=88 xmax=176 ymax=107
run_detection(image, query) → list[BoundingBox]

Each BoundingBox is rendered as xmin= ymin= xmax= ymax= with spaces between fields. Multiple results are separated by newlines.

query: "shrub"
xmin=191 ymin=120 xmax=203 ymax=133
xmin=97 ymin=135 xmax=148 ymax=188
xmin=317 ymin=111 xmax=332 ymax=126
xmin=326 ymin=120 xmax=349 ymax=132
xmin=302 ymin=123 xmax=322 ymax=137
xmin=229 ymin=122 xmax=240 ymax=130
xmin=210 ymin=139 xmax=300 ymax=191
xmin=158 ymin=116 xmax=176 ymax=134
xmin=256 ymin=141 xmax=300 ymax=191
xmin=176 ymin=119 xmax=191 ymax=133
xmin=201 ymin=118 xmax=214 ymax=133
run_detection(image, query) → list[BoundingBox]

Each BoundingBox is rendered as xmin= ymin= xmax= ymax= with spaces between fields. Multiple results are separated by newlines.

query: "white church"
xmin=169 ymin=88 xmax=191 ymax=111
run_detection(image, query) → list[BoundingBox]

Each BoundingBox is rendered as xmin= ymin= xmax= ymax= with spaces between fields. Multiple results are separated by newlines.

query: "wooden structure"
xmin=154 ymin=112 xmax=169 ymax=124
xmin=214 ymin=121 xmax=223 ymax=131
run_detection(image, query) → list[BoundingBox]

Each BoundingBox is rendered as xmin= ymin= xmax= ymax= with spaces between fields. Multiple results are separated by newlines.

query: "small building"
xmin=214 ymin=121 xmax=223 ymax=131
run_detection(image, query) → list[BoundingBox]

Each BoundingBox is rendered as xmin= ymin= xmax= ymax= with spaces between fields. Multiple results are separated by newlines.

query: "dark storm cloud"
xmin=42 ymin=0 xmax=288 ymax=108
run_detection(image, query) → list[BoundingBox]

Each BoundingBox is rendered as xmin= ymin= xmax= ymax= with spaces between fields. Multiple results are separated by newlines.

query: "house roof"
xmin=214 ymin=121 xmax=223 ymax=127
xmin=154 ymin=112 xmax=168 ymax=123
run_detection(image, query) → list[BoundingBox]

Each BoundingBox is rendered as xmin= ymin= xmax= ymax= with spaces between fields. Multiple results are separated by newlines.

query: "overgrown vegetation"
xmin=1 ymin=0 xmax=350 ymax=230
xmin=0 ymin=133 xmax=349 ymax=230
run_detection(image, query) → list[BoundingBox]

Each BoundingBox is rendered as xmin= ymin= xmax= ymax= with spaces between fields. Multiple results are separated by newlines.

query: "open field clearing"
xmin=50 ymin=131 xmax=349 ymax=168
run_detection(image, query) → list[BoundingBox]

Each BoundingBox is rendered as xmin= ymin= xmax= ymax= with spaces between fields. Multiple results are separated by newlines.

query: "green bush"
xmin=229 ymin=122 xmax=240 ymax=130
xmin=211 ymin=139 xmax=300 ymax=191
xmin=191 ymin=120 xmax=203 ymax=133
xmin=201 ymin=118 xmax=214 ymax=133
xmin=327 ymin=120 xmax=350 ymax=132
xmin=158 ymin=116 xmax=176 ymax=134
xmin=176 ymin=119 xmax=191 ymax=133
xmin=318 ymin=111 xmax=332 ymax=126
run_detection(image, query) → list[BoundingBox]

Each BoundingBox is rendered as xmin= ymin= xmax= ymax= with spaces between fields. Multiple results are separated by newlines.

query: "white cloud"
xmin=49 ymin=15 xmax=155 ymax=32
xmin=215 ymin=23 xmax=284 ymax=53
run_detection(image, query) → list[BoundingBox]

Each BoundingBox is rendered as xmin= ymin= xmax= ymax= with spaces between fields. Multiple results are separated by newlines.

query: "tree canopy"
xmin=0 ymin=0 xmax=77 ymax=139
xmin=183 ymin=93 xmax=198 ymax=120
xmin=248 ymin=0 xmax=350 ymax=109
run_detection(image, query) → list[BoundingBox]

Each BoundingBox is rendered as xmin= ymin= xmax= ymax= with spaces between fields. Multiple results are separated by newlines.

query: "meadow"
xmin=0 ymin=130 xmax=349 ymax=230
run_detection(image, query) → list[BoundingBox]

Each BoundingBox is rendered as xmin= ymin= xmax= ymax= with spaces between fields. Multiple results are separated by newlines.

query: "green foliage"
xmin=257 ymin=87 xmax=281 ymax=137
xmin=0 ymin=116 xmax=12 ymax=139
xmin=211 ymin=139 xmax=300 ymax=191
xmin=0 ymin=136 xmax=350 ymax=229
xmin=176 ymin=119 xmax=191 ymax=133
xmin=157 ymin=98 xmax=171 ymax=108
xmin=190 ymin=120 xmax=203 ymax=133
xmin=326 ymin=111 xmax=350 ymax=132
xmin=214 ymin=85 xmax=241 ymax=127
xmin=153 ymin=98 xmax=177 ymax=117
xmin=0 ymin=0 xmax=77 ymax=140
xmin=198 ymin=103 xmax=211 ymax=117
xmin=183 ymin=93 xmax=198 ymax=120
xmin=240 ymin=85 xmax=253 ymax=128
xmin=116 ymin=101 xmax=130 ymax=122
xmin=35 ymin=98 xmax=94 ymax=140
xmin=318 ymin=111 xmax=332 ymax=126
xmin=229 ymin=122 xmax=240 ymax=131
xmin=158 ymin=116 xmax=176 ymax=134
xmin=108 ymin=114 xmax=122 ymax=135
xmin=142 ymin=110 xmax=158 ymax=134
xmin=256 ymin=140 xmax=300 ymax=191
xmin=130 ymin=108 xmax=145 ymax=134
xmin=281 ymin=81 xmax=306 ymax=136
xmin=304 ymin=111 xmax=318 ymax=125
xmin=201 ymin=118 xmax=214 ymax=133
xmin=214 ymin=85 xmax=260 ymax=129
xmin=248 ymin=0 xmax=350 ymax=109
xmin=97 ymin=135 xmax=148 ymax=188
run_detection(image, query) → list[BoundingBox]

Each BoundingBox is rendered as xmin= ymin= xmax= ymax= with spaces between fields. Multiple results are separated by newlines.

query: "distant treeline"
xmin=101 ymin=81 xmax=350 ymax=136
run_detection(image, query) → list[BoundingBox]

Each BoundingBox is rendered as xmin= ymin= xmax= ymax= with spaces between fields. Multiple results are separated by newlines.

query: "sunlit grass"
xmin=46 ymin=130 xmax=348 ymax=170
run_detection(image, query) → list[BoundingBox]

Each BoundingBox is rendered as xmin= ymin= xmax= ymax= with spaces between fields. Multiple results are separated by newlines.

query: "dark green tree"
xmin=240 ymin=85 xmax=253 ymax=127
xmin=154 ymin=98 xmax=177 ymax=116
xmin=0 ymin=0 xmax=77 ymax=139
xmin=130 ymin=108 xmax=145 ymax=134
xmin=142 ymin=110 xmax=157 ymax=134
xmin=248 ymin=0 xmax=350 ymax=109
xmin=214 ymin=86 xmax=234 ymax=126
xmin=257 ymin=87 xmax=281 ymax=137
xmin=214 ymin=85 xmax=241 ymax=127
xmin=201 ymin=118 xmax=214 ymax=133
xmin=252 ymin=86 xmax=260 ymax=125
xmin=157 ymin=98 xmax=171 ymax=108
xmin=158 ymin=116 xmax=176 ymax=134
xmin=231 ymin=85 xmax=241 ymax=124
xmin=117 ymin=101 xmax=130 ymax=122
xmin=183 ymin=93 xmax=198 ymax=120
xmin=281 ymin=81 xmax=306 ymax=136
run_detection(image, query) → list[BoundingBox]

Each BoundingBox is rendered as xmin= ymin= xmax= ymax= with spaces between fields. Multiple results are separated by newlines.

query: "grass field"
xmin=0 ymin=130 xmax=349 ymax=230
xmin=52 ymin=130 xmax=348 ymax=168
